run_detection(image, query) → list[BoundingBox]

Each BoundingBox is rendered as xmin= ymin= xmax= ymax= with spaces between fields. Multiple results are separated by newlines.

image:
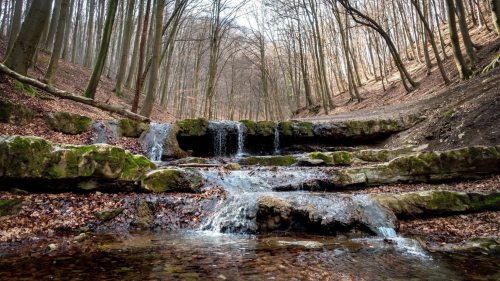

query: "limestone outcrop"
xmin=141 ymin=168 xmax=203 ymax=193
xmin=370 ymin=191 xmax=500 ymax=218
xmin=333 ymin=146 xmax=500 ymax=187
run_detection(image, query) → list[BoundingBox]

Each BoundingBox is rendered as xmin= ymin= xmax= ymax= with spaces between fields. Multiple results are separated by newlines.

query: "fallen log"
xmin=0 ymin=63 xmax=150 ymax=122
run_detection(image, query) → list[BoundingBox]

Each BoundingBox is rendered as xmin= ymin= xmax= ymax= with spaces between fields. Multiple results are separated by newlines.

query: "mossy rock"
xmin=239 ymin=155 xmax=297 ymax=166
xmin=95 ymin=208 xmax=125 ymax=221
xmin=43 ymin=111 xmax=94 ymax=135
xmin=370 ymin=191 xmax=500 ymax=218
xmin=176 ymin=118 xmax=209 ymax=137
xmin=141 ymin=168 xmax=203 ymax=193
xmin=0 ymin=199 xmax=23 ymax=217
xmin=0 ymin=99 xmax=36 ymax=126
xmin=256 ymin=121 xmax=276 ymax=137
xmin=279 ymin=121 xmax=293 ymax=136
xmin=118 ymin=119 xmax=150 ymax=138
xmin=333 ymin=146 xmax=500 ymax=187
xmin=308 ymin=152 xmax=333 ymax=164
xmin=331 ymin=151 xmax=352 ymax=165
xmin=0 ymin=136 xmax=157 ymax=187
xmin=296 ymin=122 xmax=313 ymax=137
xmin=353 ymin=146 xmax=416 ymax=163
xmin=239 ymin=120 xmax=256 ymax=135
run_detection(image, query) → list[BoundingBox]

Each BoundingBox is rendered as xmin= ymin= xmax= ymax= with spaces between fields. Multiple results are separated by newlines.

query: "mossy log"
xmin=0 ymin=63 xmax=150 ymax=122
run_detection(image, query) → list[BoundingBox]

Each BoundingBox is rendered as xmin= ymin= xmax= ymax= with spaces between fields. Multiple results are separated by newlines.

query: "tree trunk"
xmin=455 ymin=0 xmax=481 ymax=63
xmin=4 ymin=0 xmax=22 ymax=60
xmin=139 ymin=0 xmax=164 ymax=118
xmin=126 ymin=0 xmax=144 ymax=88
xmin=44 ymin=0 xmax=69 ymax=84
xmin=84 ymin=0 xmax=95 ymax=67
xmin=3 ymin=0 xmax=52 ymax=76
xmin=71 ymin=0 xmax=81 ymax=63
xmin=83 ymin=0 xmax=119 ymax=99
xmin=61 ymin=0 xmax=75 ymax=60
xmin=445 ymin=0 xmax=472 ymax=80
xmin=45 ymin=0 xmax=62 ymax=52
xmin=491 ymin=0 xmax=500 ymax=38
xmin=114 ymin=0 xmax=136 ymax=98
xmin=132 ymin=0 xmax=151 ymax=113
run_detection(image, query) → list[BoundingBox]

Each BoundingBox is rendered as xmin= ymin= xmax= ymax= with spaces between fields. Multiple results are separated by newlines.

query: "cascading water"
xmin=140 ymin=123 xmax=172 ymax=162
xmin=209 ymin=121 xmax=240 ymax=157
xmin=273 ymin=126 xmax=280 ymax=155
xmin=235 ymin=122 xmax=246 ymax=157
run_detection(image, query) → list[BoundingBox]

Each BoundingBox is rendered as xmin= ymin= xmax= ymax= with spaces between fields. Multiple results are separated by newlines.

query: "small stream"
xmin=23 ymin=121 xmax=497 ymax=279
xmin=1 ymin=230 xmax=499 ymax=280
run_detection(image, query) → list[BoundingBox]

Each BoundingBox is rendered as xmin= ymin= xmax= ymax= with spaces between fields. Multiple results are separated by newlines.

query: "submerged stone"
xmin=223 ymin=163 xmax=241 ymax=170
xmin=43 ymin=111 xmax=94 ymax=135
xmin=0 ymin=99 xmax=36 ymax=126
xmin=95 ymin=208 xmax=125 ymax=221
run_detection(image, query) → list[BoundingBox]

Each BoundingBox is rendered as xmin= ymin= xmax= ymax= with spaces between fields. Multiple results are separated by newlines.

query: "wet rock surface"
xmin=141 ymin=168 xmax=203 ymax=193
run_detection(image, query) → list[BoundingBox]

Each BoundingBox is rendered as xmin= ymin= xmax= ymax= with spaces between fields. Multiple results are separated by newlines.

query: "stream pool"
xmin=1 ymin=230 xmax=499 ymax=280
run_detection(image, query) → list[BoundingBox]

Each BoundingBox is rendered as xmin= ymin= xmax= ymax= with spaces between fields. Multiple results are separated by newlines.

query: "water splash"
xmin=140 ymin=123 xmax=172 ymax=162
xmin=273 ymin=126 xmax=280 ymax=155
xmin=209 ymin=121 xmax=240 ymax=157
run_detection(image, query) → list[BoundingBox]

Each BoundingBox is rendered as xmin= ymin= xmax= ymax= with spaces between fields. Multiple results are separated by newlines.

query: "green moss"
xmin=239 ymin=155 xmax=297 ymax=166
xmin=239 ymin=120 xmax=256 ymax=135
xmin=331 ymin=151 xmax=352 ymax=165
xmin=309 ymin=152 xmax=333 ymax=164
xmin=347 ymin=121 xmax=362 ymax=136
xmin=279 ymin=121 xmax=294 ymax=136
xmin=121 ymin=153 xmax=156 ymax=180
xmin=14 ymin=80 xmax=24 ymax=92
xmin=257 ymin=121 xmax=276 ymax=137
xmin=487 ymin=147 xmax=500 ymax=158
xmin=176 ymin=118 xmax=209 ymax=137
xmin=365 ymin=120 xmax=376 ymax=133
xmin=424 ymin=191 xmax=470 ymax=211
xmin=142 ymin=169 xmax=201 ymax=193
xmin=297 ymin=122 xmax=313 ymax=136
xmin=469 ymin=193 xmax=500 ymax=210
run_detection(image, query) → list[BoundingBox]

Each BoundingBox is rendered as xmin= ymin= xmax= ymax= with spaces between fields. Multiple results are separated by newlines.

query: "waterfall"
xmin=209 ymin=121 xmax=241 ymax=157
xmin=273 ymin=126 xmax=280 ymax=155
xmin=236 ymin=122 xmax=246 ymax=157
xmin=141 ymin=123 xmax=172 ymax=162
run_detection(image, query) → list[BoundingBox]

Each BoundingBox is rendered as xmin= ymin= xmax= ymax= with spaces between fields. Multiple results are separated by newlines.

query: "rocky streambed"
xmin=1 ymin=135 xmax=500 ymax=280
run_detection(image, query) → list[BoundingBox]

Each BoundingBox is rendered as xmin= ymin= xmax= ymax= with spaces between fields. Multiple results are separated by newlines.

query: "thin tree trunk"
xmin=491 ymin=0 xmax=500 ymax=38
xmin=131 ymin=0 xmax=151 ymax=113
xmin=61 ymin=0 xmax=74 ymax=60
xmin=84 ymin=0 xmax=95 ymax=67
xmin=4 ymin=0 xmax=22 ymax=60
xmin=445 ymin=0 xmax=472 ymax=80
xmin=126 ymin=0 xmax=143 ymax=88
xmin=455 ymin=0 xmax=481 ymax=63
xmin=113 ymin=0 xmax=136 ymax=98
xmin=44 ymin=0 xmax=69 ymax=84
xmin=83 ymin=0 xmax=119 ymax=99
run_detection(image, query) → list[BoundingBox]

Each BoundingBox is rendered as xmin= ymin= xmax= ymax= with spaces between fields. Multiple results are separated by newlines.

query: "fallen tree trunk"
xmin=0 ymin=63 xmax=150 ymax=122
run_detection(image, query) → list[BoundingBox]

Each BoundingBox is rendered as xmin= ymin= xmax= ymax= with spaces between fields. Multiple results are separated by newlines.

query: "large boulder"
xmin=370 ymin=191 xmax=500 ymax=218
xmin=161 ymin=123 xmax=186 ymax=159
xmin=333 ymin=146 xmax=500 ymax=187
xmin=141 ymin=168 xmax=203 ymax=193
xmin=0 ymin=136 xmax=157 ymax=191
xmin=0 ymin=99 xmax=36 ymax=126
xmin=43 ymin=111 xmax=93 ymax=135
xmin=118 ymin=119 xmax=150 ymax=138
